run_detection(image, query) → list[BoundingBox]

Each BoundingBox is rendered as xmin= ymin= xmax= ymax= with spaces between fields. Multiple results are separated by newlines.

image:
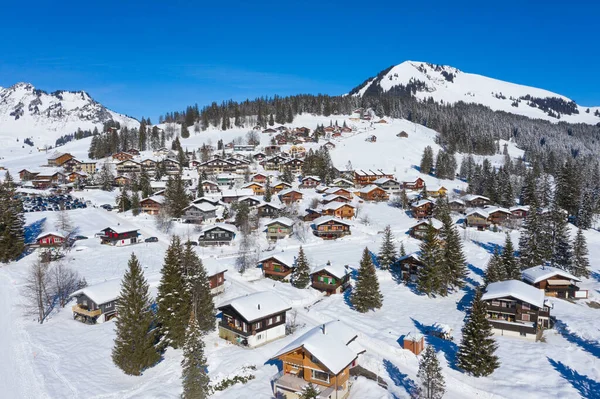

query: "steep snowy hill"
xmin=0 ymin=82 xmax=139 ymax=149
xmin=351 ymin=61 xmax=600 ymax=124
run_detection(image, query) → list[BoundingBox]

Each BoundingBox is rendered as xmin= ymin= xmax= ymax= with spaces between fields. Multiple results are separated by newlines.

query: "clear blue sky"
xmin=1 ymin=0 xmax=598 ymax=121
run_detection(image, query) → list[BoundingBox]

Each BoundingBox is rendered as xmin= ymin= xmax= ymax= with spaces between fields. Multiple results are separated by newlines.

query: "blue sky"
xmin=1 ymin=0 xmax=598 ymax=120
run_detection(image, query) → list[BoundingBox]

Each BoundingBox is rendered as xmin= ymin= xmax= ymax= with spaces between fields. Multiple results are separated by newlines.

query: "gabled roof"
xmin=482 ymin=280 xmax=545 ymax=308
xmin=183 ymin=202 xmax=217 ymax=213
xmin=272 ymin=321 xmax=358 ymax=375
xmin=101 ymin=224 xmax=140 ymax=234
xmin=522 ymin=265 xmax=581 ymax=284
xmin=192 ymin=196 xmax=221 ymax=206
xmin=311 ymin=263 xmax=350 ymax=279
xmin=266 ymin=217 xmax=295 ymax=227
xmin=321 ymin=201 xmax=354 ymax=211
xmin=36 ymin=231 xmax=65 ymax=240
xmin=279 ymin=188 xmax=303 ymax=197
xmin=510 ymin=205 xmax=530 ymax=212
xmin=69 ymin=279 xmax=122 ymax=305
xmin=462 ymin=194 xmax=490 ymax=202
xmin=322 ymin=194 xmax=347 ymax=202
xmin=257 ymin=202 xmax=283 ymax=210
xmin=333 ymin=178 xmax=354 ymax=186
xmin=221 ymin=189 xmax=255 ymax=198
xmin=259 ymin=252 xmax=297 ymax=268
xmin=325 ymin=187 xmax=350 ymax=195
xmin=410 ymin=218 xmax=443 ymax=230
xmin=141 ymin=195 xmax=165 ymax=205
xmin=272 ymin=181 xmax=292 ymax=188
xmin=412 ymin=199 xmax=433 ymax=208
xmin=398 ymin=252 xmax=422 ymax=263
xmin=217 ymin=291 xmax=291 ymax=323
xmin=199 ymin=257 xmax=229 ymax=277
xmin=358 ymin=184 xmax=385 ymax=194
xmin=373 ymin=177 xmax=399 ymax=185
xmin=466 ymin=209 xmax=489 ymax=218
xmin=302 ymin=175 xmax=321 ymax=182
xmin=449 ymin=199 xmax=465 ymax=205
xmin=484 ymin=206 xmax=512 ymax=215
xmin=243 ymin=182 xmax=264 ymax=188
xmin=313 ymin=216 xmax=351 ymax=227
xmin=201 ymin=223 xmax=238 ymax=235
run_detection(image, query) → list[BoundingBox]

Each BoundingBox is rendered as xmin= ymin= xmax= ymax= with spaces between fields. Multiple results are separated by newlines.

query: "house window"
xmin=267 ymin=318 xmax=273 ymax=326
xmin=105 ymin=302 xmax=112 ymax=309
xmin=311 ymin=369 xmax=330 ymax=383
xmin=255 ymin=321 xmax=262 ymax=329
xmin=491 ymin=301 xmax=500 ymax=307
xmin=275 ymin=315 xmax=281 ymax=323
xmin=521 ymin=314 xmax=531 ymax=322
xmin=522 ymin=303 xmax=530 ymax=310
xmin=520 ymin=331 xmax=527 ymax=337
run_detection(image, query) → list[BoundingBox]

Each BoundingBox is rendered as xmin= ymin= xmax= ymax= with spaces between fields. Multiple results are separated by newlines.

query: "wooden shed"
xmin=403 ymin=332 xmax=425 ymax=355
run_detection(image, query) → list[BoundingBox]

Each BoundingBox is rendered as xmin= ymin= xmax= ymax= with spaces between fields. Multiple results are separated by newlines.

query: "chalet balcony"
xmin=265 ymin=268 xmax=292 ymax=277
xmin=486 ymin=304 xmax=517 ymax=314
xmin=311 ymin=281 xmax=342 ymax=291
xmin=72 ymin=304 xmax=101 ymax=318
xmin=313 ymin=230 xmax=350 ymax=239
xmin=218 ymin=321 xmax=251 ymax=337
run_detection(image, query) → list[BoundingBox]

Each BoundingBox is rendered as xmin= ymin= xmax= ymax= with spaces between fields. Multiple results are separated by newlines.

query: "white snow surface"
xmin=522 ymin=265 xmax=581 ymax=284
xmin=69 ymin=278 xmax=122 ymax=305
xmin=482 ymin=280 xmax=546 ymax=308
xmin=354 ymin=61 xmax=600 ymax=124
xmin=217 ymin=292 xmax=292 ymax=323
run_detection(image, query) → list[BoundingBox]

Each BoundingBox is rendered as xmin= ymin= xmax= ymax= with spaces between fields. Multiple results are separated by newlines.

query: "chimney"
xmin=322 ymin=324 xmax=326 ymax=335
xmin=258 ymin=304 xmax=261 ymax=310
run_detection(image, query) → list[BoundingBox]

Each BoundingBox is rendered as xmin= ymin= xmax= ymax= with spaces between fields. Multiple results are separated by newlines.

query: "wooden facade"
xmin=357 ymin=186 xmax=389 ymax=202
xmin=353 ymin=170 xmax=394 ymax=186
xmin=260 ymin=255 xmax=295 ymax=280
xmin=403 ymin=177 xmax=425 ymax=190
xmin=199 ymin=225 xmax=236 ymax=246
xmin=313 ymin=218 xmax=351 ymax=240
xmin=279 ymin=190 xmax=303 ymax=205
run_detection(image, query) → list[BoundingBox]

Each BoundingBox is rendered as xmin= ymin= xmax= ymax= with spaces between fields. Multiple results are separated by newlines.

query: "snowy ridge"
xmin=352 ymin=61 xmax=600 ymax=124
xmin=0 ymin=82 xmax=139 ymax=148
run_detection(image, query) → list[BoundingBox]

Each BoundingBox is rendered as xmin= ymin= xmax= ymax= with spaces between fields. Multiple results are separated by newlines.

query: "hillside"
xmin=0 ymin=83 xmax=139 ymax=151
xmin=351 ymin=61 xmax=600 ymax=124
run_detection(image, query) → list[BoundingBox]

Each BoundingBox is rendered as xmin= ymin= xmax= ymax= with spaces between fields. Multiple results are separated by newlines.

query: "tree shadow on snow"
xmin=383 ymin=359 xmax=418 ymax=398
xmin=343 ymin=286 xmax=354 ymax=310
xmin=547 ymin=357 xmax=600 ymax=399
xmin=456 ymin=285 xmax=475 ymax=315
xmin=590 ymin=271 xmax=600 ymax=284
xmin=411 ymin=318 xmax=459 ymax=370
xmin=467 ymin=263 xmax=485 ymax=280
xmin=471 ymin=240 xmax=501 ymax=255
xmin=555 ymin=320 xmax=600 ymax=360
xmin=25 ymin=217 xmax=46 ymax=244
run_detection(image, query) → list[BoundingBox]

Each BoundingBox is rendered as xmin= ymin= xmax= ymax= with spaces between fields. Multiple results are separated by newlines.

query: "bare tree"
xmin=55 ymin=209 xmax=73 ymax=232
xmin=294 ymin=222 xmax=310 ymax=243
xmin=49 ymin=261 xmax=80 ymax=308
xmin=24 ymin=259 xmax=51 ymax=324
xmin=155 ymin=208 xmax=173 ymax=233
xmin=236 ymin=231 xmax=258 ymax=274
xmin=246 ymin=131 xmax=260 ymax=146
xmin=309 ymin=197 xmax=320 ymax=209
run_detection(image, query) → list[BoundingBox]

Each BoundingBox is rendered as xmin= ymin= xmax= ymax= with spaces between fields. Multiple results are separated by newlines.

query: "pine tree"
xmin=456 ymin=288 xmax=499 ymax=377
xmin=438 ymin=200 xmax=467 ymax=292
xmin=416 ymin=346 xmax=445 ymax=399
xmin=572 ymin=228 xmax=591 ymax=278
xmin=100 ymin=162 xmax=114 ymax=191
xmin=0 ymin=173 xmax=25 ymax=262
xmin=291 ymin=247 xmax=310 ymax=288
xmin=139 ymin=169 xmax=152 ymax=199
xmin=182 ymin=241 xmax=215 ymax=334
xmin=399 ymin=242 xmax=407 ymax=258
xmin=165 ymin=174 xmax=190 ymax=218
xmin=299 ymin=383 xmax=321 ymax=399
xmin=417 ymin=224 xmax=443 ymax=296
xmin=180 ymin=313 xmax=210 ymax=399
xmin=420 ymin=146 xmax=434 ymax=175
xmin=378 ymin=225 xmax=396 ymax=270
xmin=351 ymin=248 xmax=383 ymax=312
xmin=157 ymin=236 xmax=191 ymax=349
xmin=112 ymin=253 xmax=160 ymax=375
xmin=501 ymin=233 xmax=520 ymax=280
xmin=117 ymin=187 xmax=131 ymax=212
xmin=131 ymin=191 xmax=141 ymax=216
xmin=263 ymin=178 xmax=272 ymax=202
xmin=484 ymin=248 xmax=505 ymax=286
xmin=549 ymin=201 xmax=573 ymax=272
xmin=196 ymin=181 xmax=205 ymax=198
xmin=519 ymin=198 xmax=546 ymax=270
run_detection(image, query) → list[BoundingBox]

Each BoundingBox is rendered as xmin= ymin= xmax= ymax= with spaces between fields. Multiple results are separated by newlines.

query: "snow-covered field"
xmin=1 ymin=116 xmax=600 ymax=399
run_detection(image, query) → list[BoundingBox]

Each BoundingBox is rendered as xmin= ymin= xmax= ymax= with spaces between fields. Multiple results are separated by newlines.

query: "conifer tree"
xmin=484 ymin=248 xmax=505 ymax=286
xmin=519 ymin=198 xmax=546 ymax=270
xmin=196 ymin=181 xmax=204 ymax=198
xmin=351 ymin=247 xmax=383 ymax=312
xmin=299 ymin=383 xmax=321 ymax=399
xmin=572 ymin=228 xmax=591 ymax=278
xmin=139 ymin=169 xmax=152 ymax=199
xmin=157 ymin=236 xmax=191 ymax=349
xmin=112 ymin=253 xmax=160 ymax=375
xmin=100 ymin=162 xmax=114 ymax=191
xmin=131 ymin=191 xmax=141 ymax=216
xmin=181 ymin=313 xmax=210 ymax=399
xmin=182 ymin=241 xmax=215 ymax=334
xmin=0 ymin=173 xmax=25 ymax=262
xmin=501 ymin=233 xmax=520 ymax=280
xmin=438 ymin=200 xmax=467 ymax=292
xmin=263 ymin=178 xmax=272 ymax=202
xmin=378 ymin=225 xmax=396 ymax=270
xmin=291 ymin=247 xmax=310 ymax=288
xmin=456 ymin=288 xmax=499 ymax=377
xmin=420 ymin=146 xmax=434 ymax=175
xmin=399 ymin=242 xmax=407 ymax=258
xmin=165 ymin=174 xmax=189 ymax=218
xmin=416 ymin=346 xmax=446 ymax=399
xmin=417 ymin=224 xmax=443 ymax=296
xmin=117 ymin=187 xmax=131 ymax=212
xmin=549 ymin=201 xmax=573 ymax=271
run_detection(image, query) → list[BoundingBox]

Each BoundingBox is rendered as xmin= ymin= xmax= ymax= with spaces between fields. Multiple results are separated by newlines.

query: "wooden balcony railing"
xmin=72 ymin=305 xmax=101 ymax=318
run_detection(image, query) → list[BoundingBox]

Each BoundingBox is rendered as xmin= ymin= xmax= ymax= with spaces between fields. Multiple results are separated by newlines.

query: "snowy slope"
xmin=352 ymin=61 xmax=600 ymax=124
xmin=0 ymin=82 xmax=139 ymax=150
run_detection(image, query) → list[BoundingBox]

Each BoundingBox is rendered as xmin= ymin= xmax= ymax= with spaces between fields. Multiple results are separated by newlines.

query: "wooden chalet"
xmin=47 ymin=152 xmax=74 ymax=166
xmin=201 ymin=180 xmax=220 ymax=194
xmin=510 ymin=206 xmax=530 ymax=220
xmin=402 ymin=177 xmax=425 ymax=190
xmin=462 ymin=194 xmax=491 ymax=208
xmin=259 ymin=253 xmax=296 ymax=280
xmin=353 ymin=169 xmax=394 ymax=186
xmin=140 ymin=159 xmax=157 ymax=173
xmin=411 ymin=199 xmax=434 ymax=219
xmin=485 ymin=206 xmax=512 ymax=225
xmin=356 ymin=185 xmax=389 ymax=202
xmin=321 ymin=202 xmax=355 ymax=219
xmin=283 ymin=158 xmax=304 ymax=173
xmin=398 ymin=253 xmax=424 ymax=282
xmin=198 ymin=224 xmax=237 ymax=246
xmin=243 ymin=182 xmax=265 ymax=195
xmin=465 ymin=210 xmax=490 ymax=229
xmin=203 ymin=259 xmax=228 ymax=295
xmin=373 ymin=177 xmax=402 ymax=195
xmin=300 ymin=175 xmax=321 ymax=188
xmin=322 ymin=194 xmax=351 ymax=205
xmin=161 ymin=158 xmax=181 ymax=174
xmin=36 ymin=232 xmax=65 ymax=247
xmin=303 ymin=208 xmax=323 ymax=222
xmin=62 ymin=158 xmax=82 ymax=172
xmin=408 ymin=218 xmax=443 ymax=239
xmin=238 ymin=196 xmax=262 ymax=209
xmin=289 ymin=145 xmax=306 ymax=158
xmin=402 ymin=332 xmax=424 ymax=355
xmin=114 ymin=175 xmax=131 ymax=187
xmin=310 ymin=262 xmax=350 ymax=295
xmin=140 ymin=196 xmax=164 ymax=215
xmin=252 ymin=173 xmax=268 ymax=183
xmin=522 ymin=266 xmax=586 ymax=299
xmin=218 ymin=291 xmax=291 ymax=347
xmin=182 ymin=203 xmax=217 ymax=224
xmin=262 ymin=155 xmax=287 ymax=171
xmin=220 ymin=188 xmax=254 ymax=203
xmin=448 ymin=199 xmax=466 ymax=214
xmin=265 ymin=217 xmax=295 ymax=241
xmin=116 ymin=159 xmax=141 ymax=174
xmin=264 ymin=145 xmax=281 ymax=156
xmin=482 ymin=280 xmax=552 ymax=340
xmin=257 ymin=202 xmax=282 ymax=218
xmin=332 ymin=178 xmax=354 ymax=189
xmin=271 ymin=321 xmax=360 ymax=399
xmin=279 ymin=189 xmax=303 ymax=205
xmin=112 ymin=151 xmax=134 ymax=162
xmin=70 ymin=279 xmax=121 ymax=324
xmin=99 ymin=225 xmax=140 ymax=246
xmin=18 ymin=169 xmax=40 ymax=181
xmin=312 ymin=217 xmax=351 ymax=240
xmin=67 ymin=171 xmax=87 ymax=183
xmin=271 ymin=181 xmax=292 ymax=194
xmin=426 ymin=185 xmax=448 ymax=198
xmin=253 ymin=152 xmax=267 ymax=161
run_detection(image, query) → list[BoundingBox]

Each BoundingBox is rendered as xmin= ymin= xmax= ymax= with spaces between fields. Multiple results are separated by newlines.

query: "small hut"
xmin=397 ymin=131 xmax=409 ymax=138
xmin=403 ymin=332 xmax=425 ymax=355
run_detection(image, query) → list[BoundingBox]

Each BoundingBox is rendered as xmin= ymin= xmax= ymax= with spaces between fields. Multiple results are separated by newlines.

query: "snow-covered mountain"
xmin=0 ymin=82 xmax=139 ymax=149
xmin=351 ymin=61 xmax=600 ymax=124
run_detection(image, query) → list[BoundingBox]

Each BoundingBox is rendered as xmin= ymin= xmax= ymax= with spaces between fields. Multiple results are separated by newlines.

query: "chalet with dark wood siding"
xmin=312 ymin=217 xmax=351 ymax=240
xmin=259 ymin=253 xmax=296 ymax=280
xmin=373 ymin=177 xmax=402 ymax=195
xmin=99 ymin=226 xmax=140 ymax=246
xmin=182 ymin=203 xmax=217 ymax=224
xmin=303 ymin=208 xmax=323 ymax=222
xmin=114 ymin=175 xmax=131 ymax=187
xmin=482 ymin=280 xmax=552 ymax=340
xmin=198 ymin=224 xmax=237 ymax=246
xmin=36 ymin=232 xmax=65 ymax=247
xmin=257 ymin=202 xmax=282 ymax=218
xmin=238 ymin=196 xmax=263 ymax=209
xmin=140 ymin=196 xmax=164 ymax=215
xmin=510 ymin=206 xmax=529 ymax=220
xmin=485 ymin=207 xmax=512 ymax=225
xmin=265 ymin=217 xmax=295 ymax=241
xmin=354 ymin=170 xmax=394 ymax=186
xmin=112 ymin=151 xmax=134 ymax=162
xmin=522 ymin=265 xmax=586 ymax=299
xmin=218 ymin=291 xmax=291 ymax=347
xmin=466 ymin=209 xmax=490 ymax=229
xmin=356 ymin=185 xmax=389 ymax=202
xmin=70 ymin=279 xmax=122 ymax=324
xmin=398 ymin=253 xmax=424 ymax=282
xmin=310 ymin=262 xmax=351 ymax=295
xmin=161 ymin=158 xmax=181 ymax=174
xmin=402 ymin=177 xmax=425 ymax=190
xmin=462 ymin=194 xmax=491 ymax=208
xmin=449 ymin=199 xmax=466 ymax=214
xmin=47 ymin=152 xmax=74 ymax=166
xmin=271 ymin=321 xmax=360 ymax=399
xmin=332 ymin=178 xmax=354 ymax=188
xmin=279 ymin=189 xmax=303 ymax=205
xmin=411 ymin=199 xmax=434 ymax=219
xmin=300 ymin=176 xmax=321 ymax=188
xmin=140 ymin=159 xmax=157 ymax=173
xmin=19 ymin=169 xmax=40 ymax=181
xmin=282 ymin=158 xmax=304 ymax=173
xmin=201 ymin=180 xmax=220 ymax=194
xmin=251 ymin=173 xmax=268 ymax=183
xmin=202 ymin=260 xmax=228 ymax=295
xmin=408 ymin=218 xmax=443 ymax=239
xmin=262 ymin=155 xmax=288 ymax=171
xmin=116 ymin=160 xmax=141 ymax=174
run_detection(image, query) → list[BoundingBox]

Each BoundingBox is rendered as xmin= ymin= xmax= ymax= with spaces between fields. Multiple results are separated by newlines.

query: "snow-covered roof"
xmin=449 ymin=199 xmax=465 ymax=205
xmin=482 ymin=280 xmax=545 ymax=308
xmin=150 ymin=181 xmax=167 ymax=189
xmin=259 ymin=252 xmax=297 ymax=267
xmin=398 ymin=252 xmax=422 ymax=262
xmin=257 ymin=202 xmax=283 ymax=210
xmin=201 ymin=223 xmax=238 ymax=234
xmin=427 ymin=185 xmax=447 ymax=192
xmin=302 ymin=175 xmax=321 ymax=182
xmin=333 ymin=178 xmax=354 ymax=186
xmin=199 ymin=257 xmax=229 ymax=277
xmin=325 ymin=187 xmax=350 ymax=194
xmin=102 ymin=224 xmax=140 ymax=234
xmin=238 ymin=195 xmax=262 ymax=203
xmin=373 ymin=177 xmax=399 ymax=185
xmin=522 ymin=265 xmax=581 ymax=284
xmin=412 ymin=199 xmax=433 ymax=208
xmin=462 ymin=194 xmax=490 ymax=202
xmin=141 ymin=195 xmax=165 ymax=204
xmin=36 ymin=231 xmax=65 ymax=240
xmin=510 ymin=205 xmax=530 ymax=212
xmin=313 ymin=216 xmax=351 ymax=227
xmin=410 ymin=218 xmax=443 ymax=230
xmin=272 ymin=321 xmax=358 ymax=374
xmin=466 ymin=209 xmax=489 ymax=218
xmin=321 ymin=201 xmax=354 ymax=211
xmin=266 ymin=217 xmax=295 ymax=227
xmin=221 ymin=189 xmax=254 ymax=198
xmin=311 ymin=263 xmax=350 ymax=279
xmin=357 ymin=184 xmax=384 ymax=194
xmin=484 ymin=206 xmax=512 ymax=215
xmin=243 ymin=182 xmax=264 ymax=188
xmin=184 ymin=202 xmax=217 ymax=212
xmin=217 ymin=291 xmax=291 ymax=323
xmin=279 ymin=188 xmax=302 ymax=196
xmin=322 ymin=194 xmax=347 ymax=202
xmin=69 ymin=279 xmax=122 ymax=305
xmin=272 ymin=181 xmax=291 ymax=188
